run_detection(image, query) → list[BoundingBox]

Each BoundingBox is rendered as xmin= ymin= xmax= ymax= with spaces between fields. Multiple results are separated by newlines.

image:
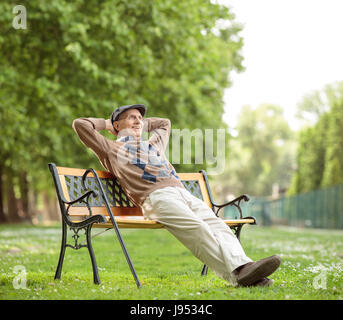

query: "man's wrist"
xmin=105 ymin=119 xmax=113 ymax=130
xmin=143 ymin=118 xmax=150 ymax=132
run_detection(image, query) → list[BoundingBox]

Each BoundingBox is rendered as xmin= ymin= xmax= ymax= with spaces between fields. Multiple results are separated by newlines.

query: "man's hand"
xmin=105 ymin=119 xmax=118 ymax=136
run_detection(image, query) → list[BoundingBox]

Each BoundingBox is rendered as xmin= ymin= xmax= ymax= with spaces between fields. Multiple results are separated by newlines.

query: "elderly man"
xmin=72 ymin=104 xmax=281 ymax=287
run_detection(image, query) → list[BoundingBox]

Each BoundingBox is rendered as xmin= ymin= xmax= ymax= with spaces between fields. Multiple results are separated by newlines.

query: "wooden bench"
xmin=48 ymin=163 xmax=256 ymax=288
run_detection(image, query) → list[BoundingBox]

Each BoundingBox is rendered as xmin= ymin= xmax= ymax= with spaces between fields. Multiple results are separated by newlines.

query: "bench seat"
xmin=90 ymin=216 xmax=257 ymax=229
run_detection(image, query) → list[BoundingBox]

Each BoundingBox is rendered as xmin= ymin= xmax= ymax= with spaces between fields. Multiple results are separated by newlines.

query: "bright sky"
xmin=220 ymin=0 xmax=343 ymax=130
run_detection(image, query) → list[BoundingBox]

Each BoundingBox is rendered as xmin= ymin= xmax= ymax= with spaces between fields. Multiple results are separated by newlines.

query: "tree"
xmin=321 ymin=83 xmax=343 ymax=187
xmin=287 ymin=114 xmax=329 ymax=195
xmin=214 ymin=104 xmax=296 ymax=199
xmin=288 ymin=81 xmax=343 ymax=195
xmin=0 ymin=0 xmax=244 ymax=222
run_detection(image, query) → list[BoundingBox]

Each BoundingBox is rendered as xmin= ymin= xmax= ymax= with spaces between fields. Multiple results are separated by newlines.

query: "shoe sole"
xmin=237 ymin=255 xmax=281 ymax=287
xmin=251 ymin=278 xmax=274 ymax=287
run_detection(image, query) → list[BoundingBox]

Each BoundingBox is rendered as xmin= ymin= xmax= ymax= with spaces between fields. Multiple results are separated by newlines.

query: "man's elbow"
xmin=72 ymin=118 xmax=88 ymax=135
xmin=163 ymin=118 xmax=171 ymax=130
xmin=72 ymin=119 xmax=78 ymax=130
xmin=72 ymin=118 xmax=86 ymax=129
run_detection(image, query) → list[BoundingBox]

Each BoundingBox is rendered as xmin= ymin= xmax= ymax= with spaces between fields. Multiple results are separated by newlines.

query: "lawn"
xmin=0 ymin=223 xmax=342 ymax=300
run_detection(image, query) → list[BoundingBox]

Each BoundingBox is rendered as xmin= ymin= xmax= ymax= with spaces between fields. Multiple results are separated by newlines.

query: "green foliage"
xmin=0 ymin=0 xmax=244 ymax=197
xmin=289 ymin=81 xmax=343 ymax=195
xmin=287 ymin=115 xmax=328 ymax=195
xmin=215 ymin=104 xmax=296 ymax=197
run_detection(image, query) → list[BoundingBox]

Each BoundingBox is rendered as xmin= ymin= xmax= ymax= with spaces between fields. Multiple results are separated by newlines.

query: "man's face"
xmin=113 ymin=108 xmax=144 ymax=138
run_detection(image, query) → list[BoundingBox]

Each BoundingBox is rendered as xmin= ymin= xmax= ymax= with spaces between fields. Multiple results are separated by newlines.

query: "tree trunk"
xmin=0 ymin=164 xmax=7 ymax=223
xmin=6 ymin=171 xmax=21 ymax=223
xmin=19 ymin=171 xmax=32 ymax=223
xmin=42 ymin=191 xmax=60 ymax=222
xmin=28 ymin=188 xmax=38 ymax=223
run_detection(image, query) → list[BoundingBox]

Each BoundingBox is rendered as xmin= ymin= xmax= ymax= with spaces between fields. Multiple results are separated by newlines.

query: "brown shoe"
xmin=235 ymin=255 xmax=281 ymax=287
xmin=237 ymin=277 xmax=274 ymax=287
xmin=250 ymin=277 xmax=274 ymax=287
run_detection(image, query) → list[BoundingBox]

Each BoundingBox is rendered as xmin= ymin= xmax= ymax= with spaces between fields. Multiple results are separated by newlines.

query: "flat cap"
xmin=111 ymin=104 xmax=147 ymax=124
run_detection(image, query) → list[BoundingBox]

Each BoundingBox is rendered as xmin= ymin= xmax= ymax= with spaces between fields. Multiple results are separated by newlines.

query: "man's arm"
xmin=72 ymin=117 xmax=114 ymax=158
xmin=144 ymin=117 xmax=171 ymax=152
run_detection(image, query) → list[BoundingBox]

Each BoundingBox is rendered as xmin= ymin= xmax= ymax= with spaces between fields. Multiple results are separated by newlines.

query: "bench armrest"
xmin=212 ymin=194 xmax=250 ymax=209
xmin=63 ymin=181 xmax=106 ymax=228
xmin=212 ymin=194 xmax=250 ymax=219
xmin=63 ymin=190 xmax=97 ymax=206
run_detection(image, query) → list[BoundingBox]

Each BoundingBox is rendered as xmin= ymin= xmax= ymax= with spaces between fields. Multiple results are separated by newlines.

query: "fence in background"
xmin=224 ymin=183 xmax=343 ymax=229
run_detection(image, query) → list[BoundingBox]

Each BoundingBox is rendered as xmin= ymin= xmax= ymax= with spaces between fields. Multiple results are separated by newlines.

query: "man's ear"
xmin=113 ymin=121 xmax=119 ymax=131
xmin=113 ymin=121 xmax=119 ymax=136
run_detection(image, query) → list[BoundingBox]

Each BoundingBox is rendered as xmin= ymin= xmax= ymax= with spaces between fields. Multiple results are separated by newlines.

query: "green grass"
xmin=0 ymin=223 xmax=342 ymax=300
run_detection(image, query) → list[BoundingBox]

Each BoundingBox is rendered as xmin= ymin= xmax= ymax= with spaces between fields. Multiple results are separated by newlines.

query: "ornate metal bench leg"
xmin=55 ymin=221 xmax=67 ymax=280
xmin=235 ymin=225 xmax=243 ymax=243
xmin=86 ymin=224 xmax=101 ymax=285
xmin=201 ymin=264 xmax=208 ymax=276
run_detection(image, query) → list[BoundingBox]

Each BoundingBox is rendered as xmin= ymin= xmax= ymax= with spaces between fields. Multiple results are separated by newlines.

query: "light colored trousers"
xmin=141 ymin=186 xmax=252 ymax=285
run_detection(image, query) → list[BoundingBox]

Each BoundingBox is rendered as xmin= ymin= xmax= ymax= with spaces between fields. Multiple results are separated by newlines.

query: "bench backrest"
xmin=49 ymin=163 xmax=214 ymax=220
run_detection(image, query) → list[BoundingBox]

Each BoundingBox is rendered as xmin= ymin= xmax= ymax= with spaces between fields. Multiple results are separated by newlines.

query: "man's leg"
xmin=175 ymin=187 xmax=255 ymax=284
xmin=141 ymin=186 xmax=252 ymax=285
xmin=175 ymin=187 xmax=282 ymax=286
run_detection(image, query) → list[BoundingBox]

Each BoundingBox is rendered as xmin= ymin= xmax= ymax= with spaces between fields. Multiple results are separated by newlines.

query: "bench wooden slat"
xmin=55 ymin=166 xmax=113 ymax=178
xmin=90 ymin=216 xmax=256 ymax=229
xmin=59 ymin=174 xmax=71 ymax=202
xmin=56 ymin=166 xmax=204 ymax=182
xmin=68 ymin=206 xmax=143 ymax=216
xmin=178 ymin=173 xmax=212 ymax=208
